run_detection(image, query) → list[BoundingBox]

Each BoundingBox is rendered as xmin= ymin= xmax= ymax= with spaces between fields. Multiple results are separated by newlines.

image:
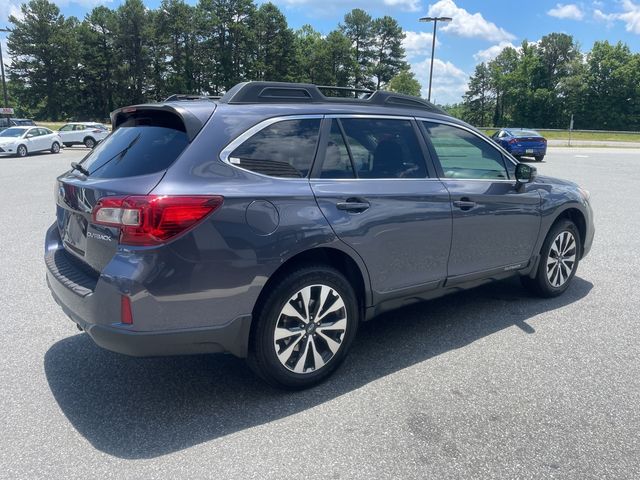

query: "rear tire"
xmin=522 ymin=219 xmax=581 ymax=298
xmin=16 ymin=145 xmax=27 ymax=158
xmin=247 ymin=265 xmax=359 ymax=389
xmin=84 ymin=137 xmax=96 ymax=148
xmin=535 ymin=155 xmax=544 ymax=162
xmin=51 ymin=142 xmax=60 ymax=154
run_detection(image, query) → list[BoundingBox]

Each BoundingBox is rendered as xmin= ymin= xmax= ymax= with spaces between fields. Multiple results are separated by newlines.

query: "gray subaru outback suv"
xmin=45 ymin=81 xmax=594 ymax=389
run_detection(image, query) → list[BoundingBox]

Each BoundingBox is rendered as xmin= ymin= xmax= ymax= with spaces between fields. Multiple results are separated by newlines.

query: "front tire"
xmin=51 ymin=142 xmax=60 ymax=154
xmin=522 ymin=219 xmax=581 ymax=298
xmin=63 ymin=142 xmax=72 ymax=148
xmin=248 ymin=265 xmax=359 ymax=389
xmin=84 ymin=137 xmax=96 ymax=148
xmin=16 ymin=145 xmax=27 ymax=158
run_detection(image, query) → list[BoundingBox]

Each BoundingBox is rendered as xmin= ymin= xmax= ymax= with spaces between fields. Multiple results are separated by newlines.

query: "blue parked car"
xmin=491 ymin=128 xmax=547 ymax=162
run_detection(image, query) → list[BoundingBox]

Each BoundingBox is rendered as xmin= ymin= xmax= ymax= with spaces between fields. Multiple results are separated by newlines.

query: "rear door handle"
xmin=453 ymin=199 xmax=477 ymax=211
xmin=336 ymin=198 xmax=370 ymax=213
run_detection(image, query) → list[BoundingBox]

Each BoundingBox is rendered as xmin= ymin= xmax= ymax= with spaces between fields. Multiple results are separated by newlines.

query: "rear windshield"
xmin=79 ymin=113 xmax=188 ymax=178
xmin=511 ymin=130 xmax=540 ymax=137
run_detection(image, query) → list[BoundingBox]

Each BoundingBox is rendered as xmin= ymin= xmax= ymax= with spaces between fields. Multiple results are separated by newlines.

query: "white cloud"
xmin=0 ymin=1 xmax=23 ymax=25
xmin=402 ymin=31 xmax=438 ymax=59
xmin=411 ymin=57 xmax=468 ymax=105
xmin=383 ymin=0 xmax=421 ymax=12
xmin=426 ymin=0 xmax=515 ymax=42
xmin=547 ymin=3 xmax=585 ymax=20
xmin=594 ymin=0 xmax=640 ymax=33
xmin=473 ymin=41 xmax=518 ymax=63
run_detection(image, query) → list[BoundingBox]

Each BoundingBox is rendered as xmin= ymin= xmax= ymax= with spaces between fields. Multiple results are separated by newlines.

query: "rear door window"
xmin=229 ymin=118 xmax=321 ymax=178
xmin=324 ymin=118 xmax=427 ymax=179
xmin=78 ymin=112 xmax=189 ymax=178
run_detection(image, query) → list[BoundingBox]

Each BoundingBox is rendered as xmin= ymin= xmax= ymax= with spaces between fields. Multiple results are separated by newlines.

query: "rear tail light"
xmin=508 ymin=138 xmax=518 ymax=144
xmin=121 ymin=295 xmax=133 ymax=325
xmin=92 ymin=195 xmax=224 ymax=246
xmin=92 ymin=129 xmax=103 ymax=133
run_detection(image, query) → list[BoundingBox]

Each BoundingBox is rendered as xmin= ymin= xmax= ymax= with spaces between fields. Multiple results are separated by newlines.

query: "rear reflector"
xmin=92 ymin=195 xmax=224 ymax=246
xmin=121 ymin=295 xmax=133 ymax=325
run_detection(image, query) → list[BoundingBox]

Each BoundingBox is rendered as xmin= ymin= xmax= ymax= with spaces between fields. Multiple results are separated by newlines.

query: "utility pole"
xmin=0 ymin=27 xmax=10 ymax=109
xmin=418 ymin=16 xmax=452 ymax=103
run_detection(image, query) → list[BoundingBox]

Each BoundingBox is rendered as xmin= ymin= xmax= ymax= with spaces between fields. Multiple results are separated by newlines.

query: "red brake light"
xmin=92 ymin=195 xmax=224 ymax=246
xmin=121 ymin=295 xmax=133 ymax=325
xmin=508 ymin=138 xmax=518 ymax=144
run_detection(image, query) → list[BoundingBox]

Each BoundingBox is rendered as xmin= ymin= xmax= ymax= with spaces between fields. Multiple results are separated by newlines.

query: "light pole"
xmin=418 ymin=16 xmax=451 ymax=102
xmin=0 ymin=27 xmax=10 ymax=108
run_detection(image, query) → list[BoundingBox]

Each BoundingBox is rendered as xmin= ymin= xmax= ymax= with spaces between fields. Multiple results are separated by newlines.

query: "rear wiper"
xmin=70 ymin=162 xmax=90 ymax=176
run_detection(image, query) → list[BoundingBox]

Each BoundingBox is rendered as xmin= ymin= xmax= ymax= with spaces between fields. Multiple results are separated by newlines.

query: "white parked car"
xmin=57 ymin=122 xmax=109 ymax=148
xmin=0 ymin=126 xmax=63 ymax=157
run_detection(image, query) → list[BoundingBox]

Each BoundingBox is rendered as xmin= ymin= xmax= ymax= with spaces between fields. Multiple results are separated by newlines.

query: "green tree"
xmin=388 ymin=69 xmax=421 ymax=96
xmin=253 ymin=3 xmax=295 ymax=81
xmin=340 ymin=9 xmax=374 ymax=89
xmin=370 ymin=16 xmax=407 ymax=90
xmin=292 ymin=25 xmax=324 ymax=84
xmin=113 ymin=0 xmax=151 ymax=105
xmin=315 ymin=31 xmax=355 ymax=89
xmin=78 ymin=6 xmax=118 ymax=118
xmin=7 ymin=0 xmax=80 ymax=120
xmin=463 ymin=62 xmax=492 ymax=126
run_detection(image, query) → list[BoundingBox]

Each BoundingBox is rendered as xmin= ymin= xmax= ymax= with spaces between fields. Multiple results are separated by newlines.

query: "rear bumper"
xmin=509 ymin=146 xmax=547 ymax=156
xmin=47 ymin=269 xmax=252 ymax=358
xmin=44 ymin=223 xmax=252 ymax=358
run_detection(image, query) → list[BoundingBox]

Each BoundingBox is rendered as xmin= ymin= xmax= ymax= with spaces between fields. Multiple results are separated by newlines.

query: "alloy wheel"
xmin=546 ymin=231 xmax=577 ymax=288
xmin=273 ymin=284 xmax=348 ymax=374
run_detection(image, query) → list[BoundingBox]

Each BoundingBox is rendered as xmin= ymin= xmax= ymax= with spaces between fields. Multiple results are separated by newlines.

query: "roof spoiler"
xmin=110 ymin=102 xmax=216 ymax=142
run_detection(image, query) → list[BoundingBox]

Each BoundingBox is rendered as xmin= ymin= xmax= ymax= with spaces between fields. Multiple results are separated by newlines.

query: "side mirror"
xmin=25 ymin=133 xmax=34 ymax=138
xmin=515 ymin=163 xmax=537 ymax=187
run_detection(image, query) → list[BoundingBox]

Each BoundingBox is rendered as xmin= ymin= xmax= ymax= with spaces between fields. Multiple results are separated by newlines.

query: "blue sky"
xmin=1 ymin=0 xmax=639 ymax=104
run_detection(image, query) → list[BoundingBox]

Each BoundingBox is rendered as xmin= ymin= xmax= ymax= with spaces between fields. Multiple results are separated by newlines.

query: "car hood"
xmin=0 ymin=138 xmax=19 ymax=145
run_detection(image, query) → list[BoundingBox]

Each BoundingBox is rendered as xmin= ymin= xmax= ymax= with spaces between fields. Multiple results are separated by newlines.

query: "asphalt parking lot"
xmin=1 ymin=146 xmax=638 ymax=479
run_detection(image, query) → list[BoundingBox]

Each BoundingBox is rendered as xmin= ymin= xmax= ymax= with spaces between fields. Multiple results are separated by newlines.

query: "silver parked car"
xmin=57 ymin=122 xmax=109 ymax=148
xmin=0 ymin=126 xmax=63 ymax=157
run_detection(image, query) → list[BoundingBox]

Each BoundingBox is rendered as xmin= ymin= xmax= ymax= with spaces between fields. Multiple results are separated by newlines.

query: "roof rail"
xmin=218 ymin=81 xmax=447 ymax=114
xmin=164 ymin=94 xmax=221 ymax=102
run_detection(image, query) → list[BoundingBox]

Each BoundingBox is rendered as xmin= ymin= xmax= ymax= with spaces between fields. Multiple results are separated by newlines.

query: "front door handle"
xmin=336 ymin=198 xmax=370 ymax=213
xmin=453 ymin=198 xmax=477 ymax=211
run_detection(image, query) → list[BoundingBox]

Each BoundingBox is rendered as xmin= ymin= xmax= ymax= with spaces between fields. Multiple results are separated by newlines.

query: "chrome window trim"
xmin=219 ymin=114 xmax=325 ymax=180
xmin=219 ymin=112 xmax=520 ymax=183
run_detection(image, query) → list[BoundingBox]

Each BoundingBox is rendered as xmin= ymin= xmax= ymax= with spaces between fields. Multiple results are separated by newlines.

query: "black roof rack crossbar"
xmin=218 ymin=81 xmax=447 ymax=114
xmin=317 ymin=85 xmax=374 ymax=97
xmin=164 ymin=94 xmax=221 ymax=102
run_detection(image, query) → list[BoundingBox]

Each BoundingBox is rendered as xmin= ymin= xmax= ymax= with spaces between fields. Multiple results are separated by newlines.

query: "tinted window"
xmin=59 ymin=124 xmax=73 ymax=132
xmin=320 ymin=120 xmax=355 ymax=179
xmin=78 ymin=114 xmax=189 ymax=179
xmin=423 ymin=122 xmax=509 ymax=180
xmin=339 ymin=118 xmax=427 ymax=179
xmin=230 ymin=119 xmax=321 ymax=178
